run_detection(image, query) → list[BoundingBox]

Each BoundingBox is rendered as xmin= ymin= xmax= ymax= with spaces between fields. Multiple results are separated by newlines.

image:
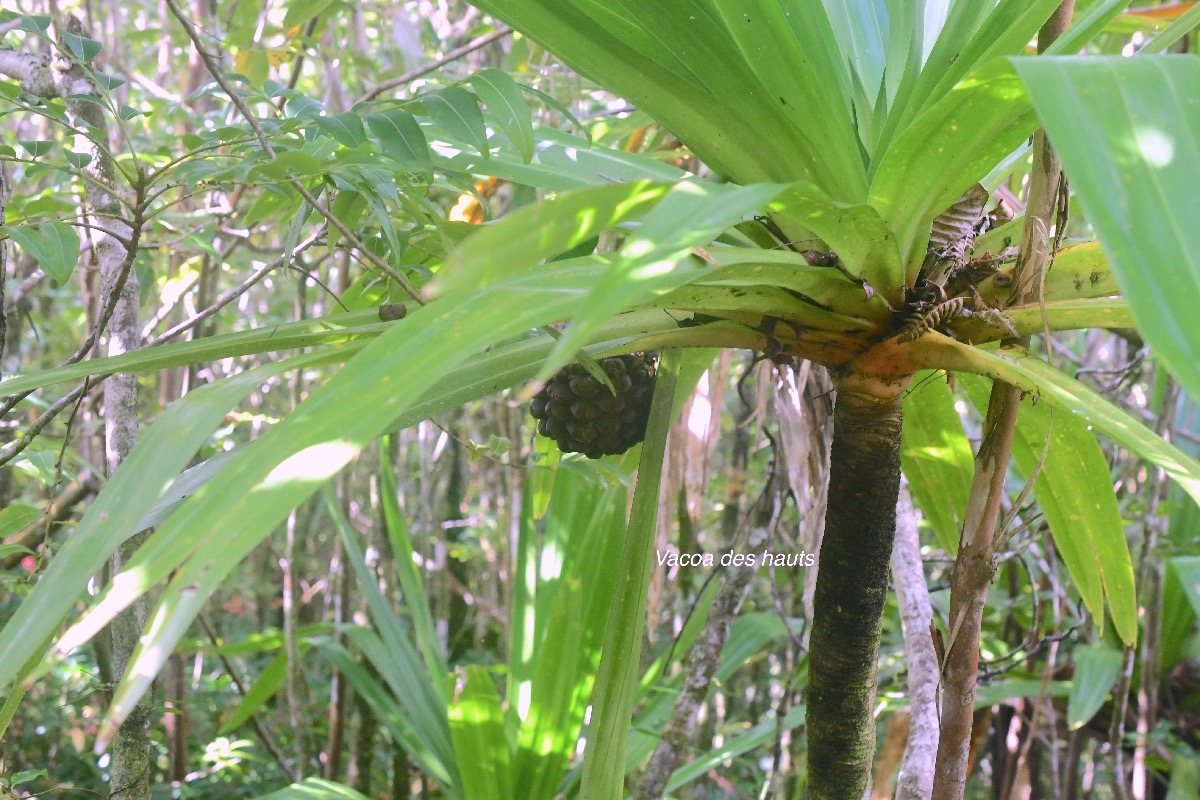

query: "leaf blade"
xmin=469 ymin=69 xmax=535 ymax=163
xmin=5 ymin=221 xmax=80 ymax=283
xmin=901 ymin=371 xmax=973 ymax=553
xmin=924 ymin=338 xmax=1200 ymax=508
xmin=1014 ymin=56 xmax=1200 ymax=403
xmin=366 ymin=109 xmax=432 ymax=171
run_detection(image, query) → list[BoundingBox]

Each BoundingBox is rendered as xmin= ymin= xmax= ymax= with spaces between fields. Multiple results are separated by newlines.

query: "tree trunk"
xmin=891 ymin=484 xmax=939 ymax=799
xmin=806 ymin=376 xmax=906 ymax=799
xmin=44 ymin=14 xmax=150 ymax=799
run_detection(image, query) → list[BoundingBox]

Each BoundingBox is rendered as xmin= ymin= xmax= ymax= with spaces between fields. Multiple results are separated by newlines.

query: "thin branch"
xmin=356 ymin=26 xmax=513 ymax=104
xmin=932 ymin=378 xmax=1023 ymax=800
xmin=0 ymin=155 xmax=139 ymax=214
xmin=0 ymin=469 xmax=100 ymax=571
xmin=0 ymin=384 xmax=88 ymax=467
xmin=139 ymin=275 xmax=200 ymax=339
xmin=281 ymin=16 xmax=322 ymax=99
xmin=1123 ymin=376 xmax=1178 ymax=797
xmin=4 ymin=266 xmax=47 ymax=314
xmin=0 ymin=42 xmax=147 ymax=460
xmin=147 ymin=227 xmax=325 ymax=346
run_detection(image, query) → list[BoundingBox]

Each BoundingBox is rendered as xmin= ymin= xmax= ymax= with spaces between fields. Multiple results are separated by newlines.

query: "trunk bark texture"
xmin=806 ymin=379 xmax=905 ymax=799
xmin=892 ymin=484 xmax=940 ymax=798
xmin=47 ymin=15 xmax=149 ymax=799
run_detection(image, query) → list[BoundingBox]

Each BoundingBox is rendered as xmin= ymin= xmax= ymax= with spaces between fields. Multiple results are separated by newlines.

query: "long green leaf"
xmin=59 ymin=270 xmax=605 ymax=743
xmin=562 ymin=607 xmax=791 ymax=793
xmin=1045 ymin=0 xmax=1136 ymax=56
xmin=66 ymin=256 xmax=736 ymax=749
xmin=378 ymin=443 xmax=448 ymax=685
xmin=878 ymin=0 xmax=922 ymax=148
xmin=823 ymin=0 xmax=888 ymax=112
xmin=650 ymin=283 xmax=873 ymax=334
xmin=588 ymin=608 xmax=792 ymax=784
xmin=449 ymin=666 xmax=512 ymax=800
xmin=315 ymin=636 xmax=441 ymax=776
xmin=470 ymin=1 xmax=877 ymax=192
xmin=436 ymin=181 xmax=673 ymax=295
xmin=1139 ymin=3 xmax=1200 ymax=54
xmin=511 ymin=466 xmax=626 ymax=800
xmin=1014 ymin=56 xmax=1200 ymax=402
xmin=974 ymin=675 xmax=1072 ymax=706
xmin=906 ymin=0 xmax=994 ymax=110
xmin=922 ymin=337 xmax=1200 ymax=507
xmin=579 ymin=351 xmax=679 ymax=800
xmin=767 ymin=182 xmax=907 ymax=305
xmin=329 ymin=488 xmax=452 ymax=731
xmin=0 ymin=353 xmax=333 ymax=688
xmin=664 ymin=705 xmax=806 ymax=792
xmin=0 ymin=633 xmax=53 ymax=742
xmin=255 ymin=777 xmax=373 ymax=800
xmin=871 ymin=57 xmax=1039 ymax=274
xmin=877 ymin=0 xmax=1056 ymax=155
xmin=134 ymin=310 xmax=710 ymax=544
xmin=707 ymin=0 xmax=866 ymax=196
xmin=212 ymin=623 xmax=332 ymax=735
xmin=692 ymin=245 xmax=889 ymax=320
xmin=923 ymin=0 xmax=1061 ymax=108
xmin=468 ymin=1 xmax=804 ymax=186
xmin=435 ymin=126 xmax=686 ymax=192
xmin=344 ymin=624 xmax=459 ymax=792
xmin=0 ymin=312 xmax=382 ymax=396
xmin=543 ymin=182 xmax=790 ymax=376
xmin=218 ymin=644 xmax=297 ymax=736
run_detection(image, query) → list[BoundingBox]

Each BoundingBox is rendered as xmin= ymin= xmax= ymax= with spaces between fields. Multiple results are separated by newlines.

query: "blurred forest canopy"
xmin=0 ymin=2 xmax=1199 ymax=800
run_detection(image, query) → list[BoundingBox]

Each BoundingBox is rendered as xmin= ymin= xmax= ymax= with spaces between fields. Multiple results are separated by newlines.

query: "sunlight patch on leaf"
xmin=1132 ymin=125 xmax=1174 ymax=168
xmin=259 ymin=441 xmax=358 ymax=488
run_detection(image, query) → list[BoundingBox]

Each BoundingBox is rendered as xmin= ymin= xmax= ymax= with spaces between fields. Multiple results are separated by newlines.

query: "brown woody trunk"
xmin=806 ymin=377 xmax=906 ymax=799
xmin=932 ymin=381 xmax=1021 ymax=799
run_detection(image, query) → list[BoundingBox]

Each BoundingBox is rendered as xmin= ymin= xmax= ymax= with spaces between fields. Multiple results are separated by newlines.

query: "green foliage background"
xmin=1 ymin=1 xmax=1200 ymax=798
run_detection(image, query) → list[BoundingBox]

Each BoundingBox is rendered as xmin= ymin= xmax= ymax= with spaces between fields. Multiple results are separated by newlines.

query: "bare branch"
xmin=356 ymin=26 xmax=513 ymax=104
xmin=0 ymin=49 xmax=55 ymax=96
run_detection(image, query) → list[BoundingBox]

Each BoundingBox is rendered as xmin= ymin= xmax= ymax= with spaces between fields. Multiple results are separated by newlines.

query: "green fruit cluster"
xmin=530 ymin=353 xmax=657 ymax=458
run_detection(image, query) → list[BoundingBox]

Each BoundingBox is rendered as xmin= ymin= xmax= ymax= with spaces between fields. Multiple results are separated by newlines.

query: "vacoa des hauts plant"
xmin=2 ymin=2 xmax=1200 ymax=799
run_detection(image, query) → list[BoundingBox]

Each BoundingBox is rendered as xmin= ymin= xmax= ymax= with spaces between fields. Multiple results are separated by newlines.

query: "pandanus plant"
xmin=2 ymin=1 xmax=1200 ymax=799
xmin=457 ymin=1 xmax=1200 ymax=797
